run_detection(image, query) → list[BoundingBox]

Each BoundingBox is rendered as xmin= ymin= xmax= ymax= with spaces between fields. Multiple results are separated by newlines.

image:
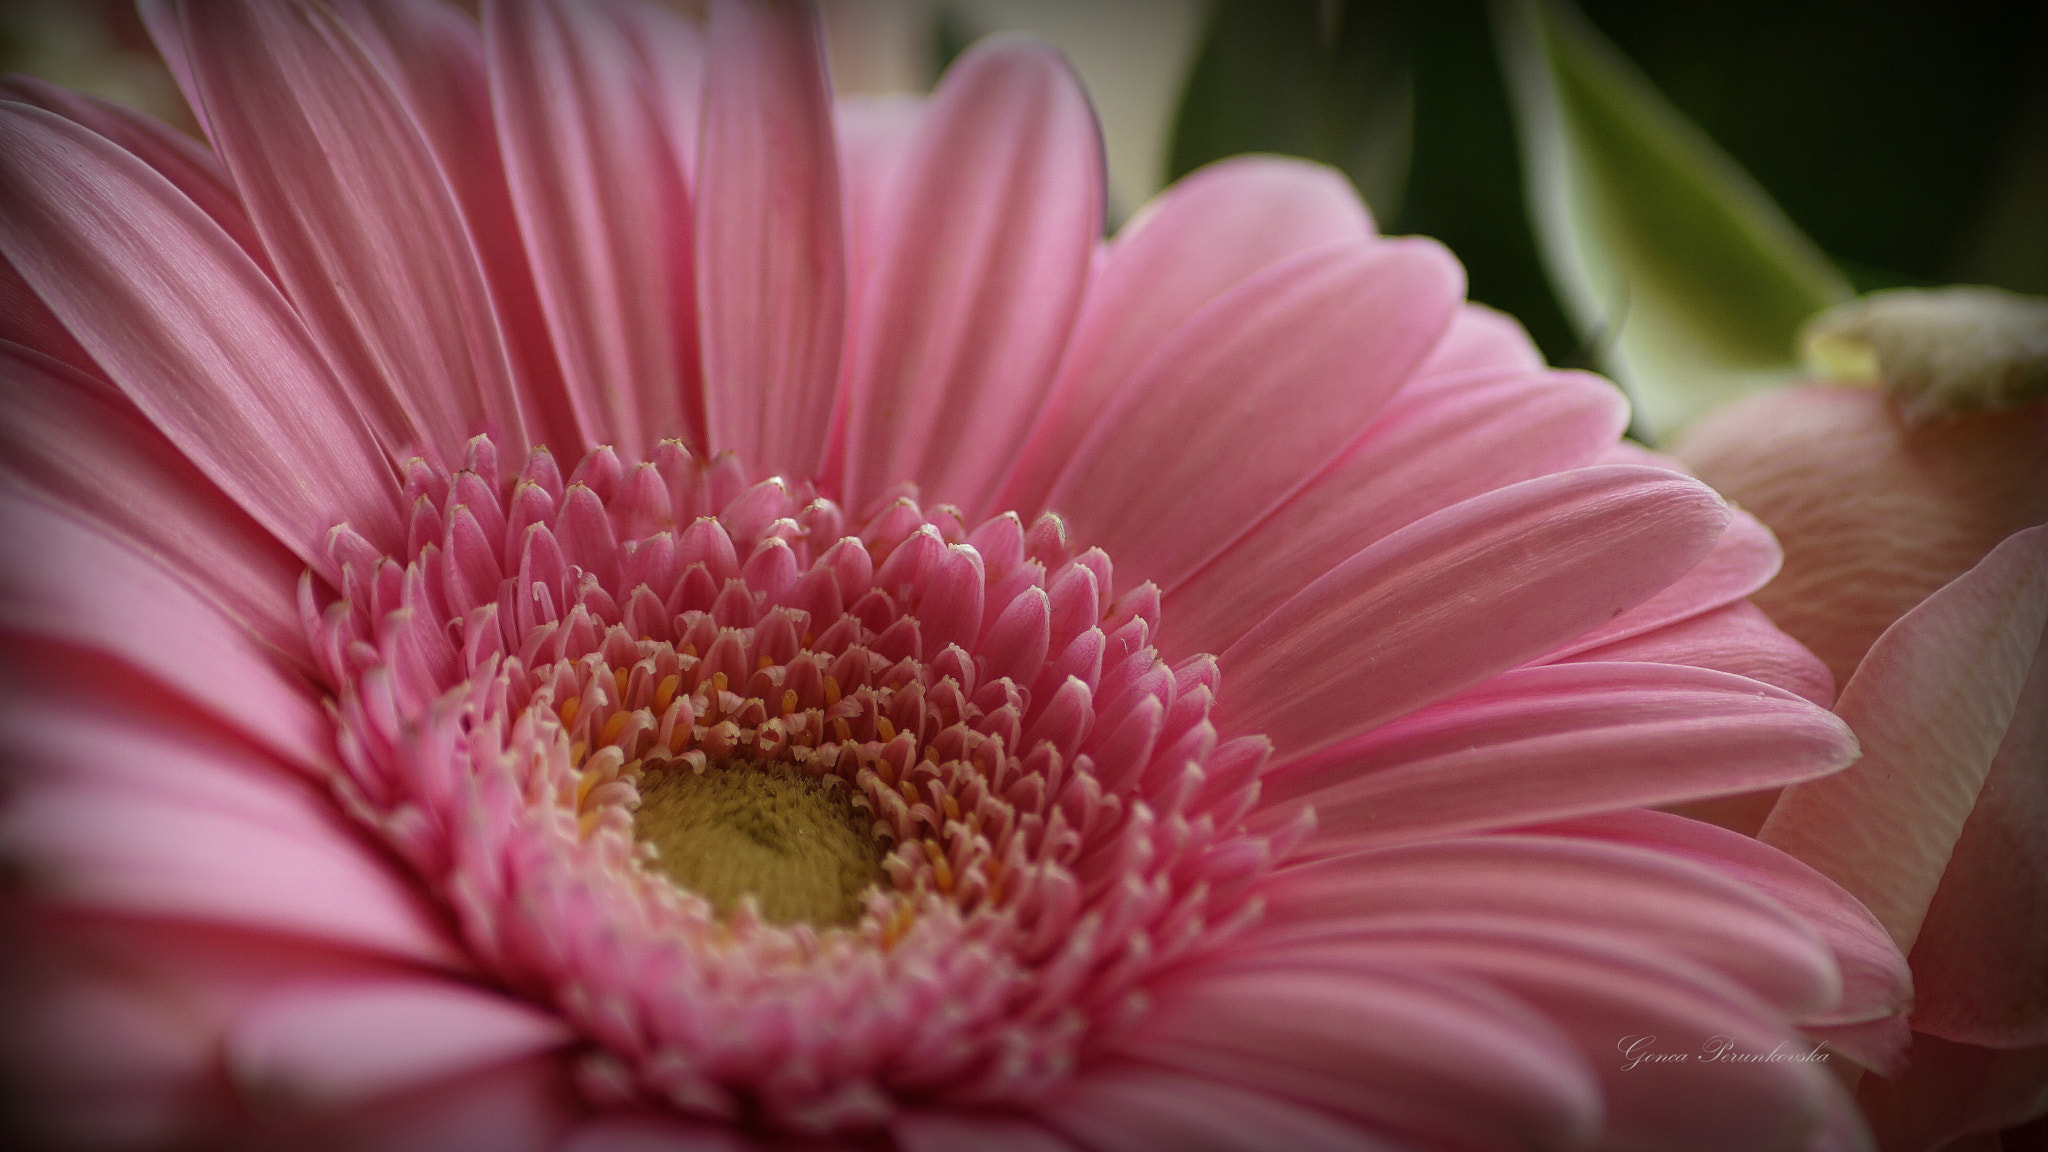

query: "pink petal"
xmin=895 ymin=1112 xmax=1078 ymax=1152
xmin=1117 ymin=965 xmax=1599 ymax=1148
xmin=696 ymin=0 xmax=845 ymax=480
xmin=1414 ymin=301 xmax=1546 ymax=378
xmin=559 ymin=1116 xmax=756 ymax=1152
xmin=325 ymin=1052 xmax=575 ymax=1152
xmin=1538 ymin=809 xmax=1911 ymax=1045
xmin=0 ymin=102 xmax=401 ymax=562
xmin=327 ymin=0 xmax=582 ymax=450
xmin=1046 ymin=239 xmax=1462 ymax=592
xmin=0 ymin=494 xmax=328 ymax=771
xmin=834 ymin=95 xmax=923 ymax=327
xmin=226 ymin=978 xmax=567 ymax=1106
xmin=1246 ymin=933 xmax=1836 ymax=1152
xmin=1761 ymin=525 xmax=2048 ymax=956
xmin=1857 ymin=1034 xmax=2048 ymax=1152
xmin=2 ymin=761 xmax=462 ymax=969
xmin=1219 ymin=465 xmax=1731 ymax=760
xmin=488 ymin=0 xmax=702 ymax=455
xmin=1270 ymin=662 xmax=1856 ymax=848
xmin=1560 ymin=598 xmax=1836 ymax=707
xmin=0 ymin=249 xmax=100 ymax=377
xmin=0 ymin=343 xmax=306 ymax=660
xmin=1905 ymin=581 xmax=2048 ymax=1048
xmin=995 ymin=155 xmax=1374 ymax=516
xmin=1262 ymin=835 xmax=1842 ymax=1017
xmin=1040 ymin=1063 xmax=1403 ymax=1152
xmin=1543 ymin=504 xmax=1787 ymax=661
xmin=0 ymin=74 xmax=271 ymax=279
xmin=1164 ymin=366 xmax=1626 ymax=659
xmin=839 ymin=36 xmax=1101 ymax=514
xmin=170 ymin=0 xmax=528 ymax=463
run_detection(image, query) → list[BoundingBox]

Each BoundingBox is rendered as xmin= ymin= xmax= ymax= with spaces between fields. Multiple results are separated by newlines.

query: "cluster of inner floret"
xmin=306 ymin=435 xmax=1298 ymax=1130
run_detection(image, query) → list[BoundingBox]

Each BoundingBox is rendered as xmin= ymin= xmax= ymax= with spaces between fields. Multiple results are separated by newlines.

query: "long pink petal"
xmin=488 ymin=0 xmax=701 ymax=456
xmin=225 ymin=978 xmax=566 ymax=1107
xmin=0 ymin=74 xmax=271 ymax=280
xmin=1903 ymin=580 xmax=2048 ymax=1048
xmin=1544 ymin=503 xmax=1786 ymax=662
xmin=1117 ymin=965 xmax=1599 ymax=1149
xmin=994 ymin=155 xmax=1374 ymax=516
xmin=1761 ymin=525 xmax=2048 ymax=956
xmin=1219 ymin=465 xmax=1731 ymax=760
xmin=172 ymin=0 xmax=528 ymax=463
xmin=1414 ymin=301 xmax=1546 ymax=378
xmin=328 ymin=0 xmax=582 ymax=451
xmin=558 ymin=1116 xmax=754 ymax=1152
xmin=0 ymin=102 xmax=400 ymax=562
xmin=1560 ymin=598 xmax=1835 ymax=707
xmin=1240 ymin=933 xmax=1837 ymax=1152
xmin=0 ymin=494 xmax=328 ymax=771
xmin=1264 ymin=835 xmax=1841 ymax=1017
xmin=1040 ymin=1064 xmax=1402 ymax=1152
xmin=326 ymin=1052 xmax=575 ymax=1152
xmin=1270 ymin=662 xmax=1856 ymax=847
xmin=3 ymin=780 xmax=461 ymax=969
xmin=1164 ymin=366 xmax=1625 ymax=659
xmin=895 ymin=1112 xmax=1078 ymax=1152
xmin=1046 ymin=239 xmax=1461 ymax=592
xmin=0 ymin=343 xmax=306 ymax=659
xmin=696 ymin=0 xmax=844 ymax=480
xmin=1537 ymin=809 xmax=1911 ymax=1065
xmin=840 ymin=36 xmax=1101 ymax=514
xmin=834 ymin=95 xmax=924 ymax=324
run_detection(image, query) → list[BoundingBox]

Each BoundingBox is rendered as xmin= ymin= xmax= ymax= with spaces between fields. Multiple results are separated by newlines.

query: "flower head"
xmin=0 ymin=1 xmax=1908 ymax=1149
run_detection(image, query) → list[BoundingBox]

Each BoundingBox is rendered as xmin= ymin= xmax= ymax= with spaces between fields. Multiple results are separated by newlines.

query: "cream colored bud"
xmin=1801 ymin=286 xmax=2048 ymax=422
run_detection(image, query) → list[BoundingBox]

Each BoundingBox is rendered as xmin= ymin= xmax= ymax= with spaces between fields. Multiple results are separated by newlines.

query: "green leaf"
xmin=1495 ymin=0 xmax=1853 ymax=441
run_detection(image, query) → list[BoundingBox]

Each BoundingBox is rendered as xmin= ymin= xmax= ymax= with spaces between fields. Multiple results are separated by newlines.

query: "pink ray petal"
xmin=1414 ymin=301 xmax=1546 ymax=378
xmin=1560 ymin=598 xmax=1836 ymax=707
xmin=171 ymin=0 xmax=528 ymax=463
xmin=1264 ymin=835 xmax=1841 ymax=1017
xmin=1041 ymin=1063 xmax=1405 ymax=1152
xmin=1536 ymin=809 xmax=1911 ymax=1066
xmin=1249 ymin=932 xmax=1838 ymax=1152
xmin=1762 ymin=525 xmax=2048 ymax=957
xmin=995 ymin=155 xmax=1374 ymax=516
xmin=895 ymin=1112 xmax=1078 ymax=1152
xmin=1544 ymin=504 xmax=1786 ymax=662
xmin=0 ymin=343 xmax=306 ymax=660
xmin=558 ymin=1115 xmax=757 ymax=1152
xmin=1164 ymin=366 xmax=1626 ymax=659
xmin=488 ymin=0 xmax=702 ymax=455
xmin=322 ymin=1052 xmax=575 ymax=1152
xmin=1046 ymin=239 xmax=1461 ymax=592
xmin=0 ymin=494 xmax=328 ymax=771
xmin=1270 ymin=662 xmax=1856 ymax=847
xmin=1117 ymin=965 xmax=1600 ymax=1149
xmin=327 ymin=0 xmax=582 ymax=451
xmin=226 ymin=978 xmax=567 ymax=1107
xmin=0 ymin=250 xmax=100 ymax=377
xmin=0 ymin=74 xmax=271 ymax=280
xmin=840 ymin=35 xmax=1101 ymax=514
xmin=1219 ymin=465 xmax=1731 ymax=759
xmin=3 ymin=778 xmax=463 ymax=969
xmin=0 ymin=102 xmax=400 ymax=563
xmin=834 ymin=95 xmax=924 ymax=320
xmin=696 ymin=0 xmax=845 ymax=481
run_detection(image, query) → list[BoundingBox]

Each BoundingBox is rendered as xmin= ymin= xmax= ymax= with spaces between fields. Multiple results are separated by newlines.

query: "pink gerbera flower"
xmin=0 ymin=1 xmax=1910 ymax=1149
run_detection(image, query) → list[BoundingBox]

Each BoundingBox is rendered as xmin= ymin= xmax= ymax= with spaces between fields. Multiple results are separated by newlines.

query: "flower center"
xmin=634 ymin=761 xmax=883 ymax=925
xmin=305 ymin=436 xmax=1296 ymax=1131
